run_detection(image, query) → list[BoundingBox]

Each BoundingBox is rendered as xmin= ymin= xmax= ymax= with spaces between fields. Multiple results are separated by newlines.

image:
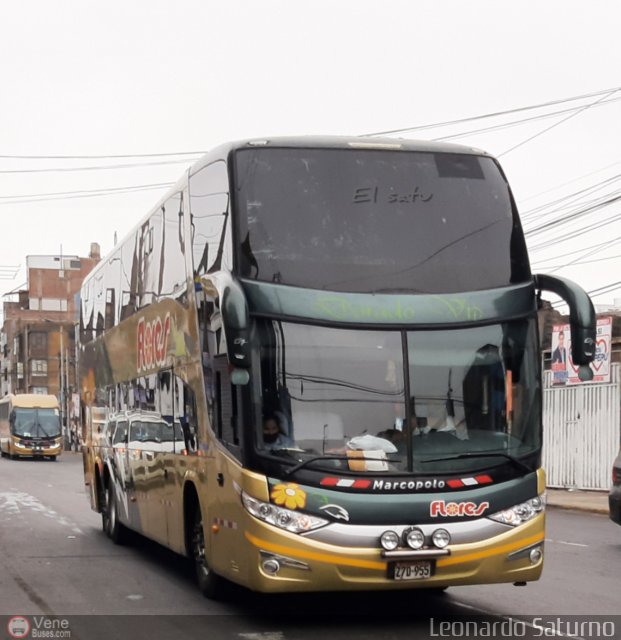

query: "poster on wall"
xmin=551 ymin=317 xmax=612 ymax=385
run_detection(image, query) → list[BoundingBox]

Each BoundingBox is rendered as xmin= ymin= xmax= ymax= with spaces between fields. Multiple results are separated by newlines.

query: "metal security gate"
xmin=543 ymin=363 xmax=621 ymax=490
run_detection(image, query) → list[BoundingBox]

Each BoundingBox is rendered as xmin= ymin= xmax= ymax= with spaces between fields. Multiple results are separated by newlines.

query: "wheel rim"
xmin=192 ymin=517 xmax=210 ymax=581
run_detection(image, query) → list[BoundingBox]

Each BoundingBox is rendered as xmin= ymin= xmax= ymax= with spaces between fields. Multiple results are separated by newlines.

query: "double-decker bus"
xmin=79 ymin=136 xmax=595 ymax=598
xmin=0 ymin=393 xmax=62 ymax=460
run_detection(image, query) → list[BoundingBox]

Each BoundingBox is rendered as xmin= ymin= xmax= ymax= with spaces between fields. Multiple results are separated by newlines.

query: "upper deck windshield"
xmin=234 ymin=147 xmax=530 ymax=293
xmin=13 ymin=408 xmax=61 ymax=438
xmin=253 ymin=319 xmax=540 ymax=475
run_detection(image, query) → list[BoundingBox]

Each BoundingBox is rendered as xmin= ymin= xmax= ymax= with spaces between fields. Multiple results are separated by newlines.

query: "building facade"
xmin=0 ymin=245 xmax=100 ymax=439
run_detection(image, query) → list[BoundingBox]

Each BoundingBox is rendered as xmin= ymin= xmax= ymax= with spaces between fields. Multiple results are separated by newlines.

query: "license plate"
xmin=390 ymin=560 xmax=433 ymax=581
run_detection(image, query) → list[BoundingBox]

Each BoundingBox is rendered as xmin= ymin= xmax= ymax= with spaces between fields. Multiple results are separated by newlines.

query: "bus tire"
xmin=191 ymin=508 xmax=223 ymax=599
xmin=105 ymin=484 xmax=128 ymax=545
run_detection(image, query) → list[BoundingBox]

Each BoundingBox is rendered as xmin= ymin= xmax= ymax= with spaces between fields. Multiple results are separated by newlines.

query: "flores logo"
xmin=137 ymin=313 xmax=171 ymax=373
xmin=7 ymin=616 xmax=31 ymax=639
xmin=430 ymin=500 xmax=490 ymax=517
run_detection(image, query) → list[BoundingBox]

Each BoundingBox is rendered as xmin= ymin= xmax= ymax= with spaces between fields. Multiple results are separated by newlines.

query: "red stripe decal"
xmin=447 ymin=479 xmax=464 ymax=488
xmin=475 ymin=475 xmax=493 ymax=484
xmin=352 ymin=480 xmax=371 ymax=489
xmin=320 ymin=477 xmax=339 ymax=486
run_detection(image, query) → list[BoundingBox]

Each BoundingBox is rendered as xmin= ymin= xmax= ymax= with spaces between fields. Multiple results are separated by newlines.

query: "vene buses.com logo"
xmin=8 ymin=616 xmax=31 ymax=639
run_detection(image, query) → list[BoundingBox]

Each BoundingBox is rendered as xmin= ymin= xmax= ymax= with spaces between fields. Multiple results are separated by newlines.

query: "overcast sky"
xmin=2 ymin=1 xmax=621 ymax=311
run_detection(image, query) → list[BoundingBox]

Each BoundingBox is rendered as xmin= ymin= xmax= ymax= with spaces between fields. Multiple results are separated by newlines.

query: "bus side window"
xmin=173 ymin=375 xmax=199 ymax=455
xmin=189 ymin=160 xmax=231 ymax=276
xmin=213 ymin=355 xmax=241 ymax=456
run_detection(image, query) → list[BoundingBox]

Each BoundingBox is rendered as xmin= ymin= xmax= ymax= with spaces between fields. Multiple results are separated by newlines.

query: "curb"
xmin=547 ymin=502 xmax=610 ymax=515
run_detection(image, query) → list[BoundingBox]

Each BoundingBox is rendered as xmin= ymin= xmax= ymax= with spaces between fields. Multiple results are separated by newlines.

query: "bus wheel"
xmin=106 ymin=485 xmax=128 ymax=545
xmin=100 ymin=483 xmax=110 ymax=534
xmin=191 ymin=509 xmax=223 ymax=599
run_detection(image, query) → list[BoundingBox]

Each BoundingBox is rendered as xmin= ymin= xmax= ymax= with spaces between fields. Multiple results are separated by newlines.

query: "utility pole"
xmin=60 ymin=325 xmax=68 ymax=450
xmin=65 ymin=343 xmax=71 ymax=449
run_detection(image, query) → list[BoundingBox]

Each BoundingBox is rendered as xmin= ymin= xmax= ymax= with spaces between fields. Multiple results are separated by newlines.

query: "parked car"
xmin=610 ymin=448 xmax=621 ymax=526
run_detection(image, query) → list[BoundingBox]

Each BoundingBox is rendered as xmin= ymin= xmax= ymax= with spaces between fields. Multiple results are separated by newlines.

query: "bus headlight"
xmin=488 ymin=494 xmax=546 ymax=526
xmin=242 ymin=492 xmax=329 ymax=533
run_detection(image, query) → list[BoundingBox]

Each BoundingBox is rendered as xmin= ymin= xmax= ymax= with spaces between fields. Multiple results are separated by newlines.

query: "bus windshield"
xmin=254 ymin=318 xmax=540 ymax=475
xmin=13 ymin=408 xmax=61 ymax=439
xmin=234 ymin=147 xmax=530 ymax=293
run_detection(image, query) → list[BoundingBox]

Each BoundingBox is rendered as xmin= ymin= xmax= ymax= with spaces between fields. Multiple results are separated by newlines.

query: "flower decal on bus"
xmin=270 ymin=483 xmax=307 ymax=510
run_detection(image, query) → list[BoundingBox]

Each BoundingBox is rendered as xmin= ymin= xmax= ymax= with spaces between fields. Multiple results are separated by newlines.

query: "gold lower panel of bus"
xmin=237 ymin=513 xmax=544 ymax=593
xmin=5 ymin=438 xmax=62 ymax=459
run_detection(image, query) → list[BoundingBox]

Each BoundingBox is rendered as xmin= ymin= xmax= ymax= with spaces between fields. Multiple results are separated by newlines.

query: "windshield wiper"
xmin=419 ymin=452 xmax=533 ymax=474
xmin=283 ymin=454 xmax=403 ymax=477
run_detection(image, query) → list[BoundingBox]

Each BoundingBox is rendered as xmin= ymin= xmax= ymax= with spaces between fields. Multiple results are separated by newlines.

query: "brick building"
xmin=0 ymin=244 xmax=101 ymax=434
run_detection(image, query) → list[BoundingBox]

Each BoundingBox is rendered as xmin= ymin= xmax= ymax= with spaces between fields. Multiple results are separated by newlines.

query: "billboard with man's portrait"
xmin=551 ymin=317 xmax=612 ymax=385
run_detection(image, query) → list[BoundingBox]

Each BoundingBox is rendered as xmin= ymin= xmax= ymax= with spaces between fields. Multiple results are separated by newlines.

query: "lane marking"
xmin=545 ymin=538 xmax=588 ymax=548
xmin=0 ymin=490 xmax=84 ymax=534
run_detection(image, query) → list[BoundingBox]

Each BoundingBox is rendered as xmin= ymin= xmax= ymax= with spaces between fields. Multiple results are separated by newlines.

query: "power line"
xmin=432 ymin=95 xmax=621 ymax=143
xmin=531 ymin=239 xmax=620 ymax=264
xmin=362 ymin=85 xmax=621 ymax=137
xmin=0 ymin=157 xmax=195 ymax=174
xmin=524 ymin=189 xmax=621 ymax=239
xmin=0 ymin=181 xmax=173 ymax=199
xmin=532 ymin=251 xmax=621 ymax=271
xmin=587 ymin=280 xmax=621 ymax=299
xmin=0 ymin=151 xmax=206 ymax=160
xmin=524 ymin=188 xmax=621 ymax=243
xmin=519 ymin=159 xmax=621 ymax=205
xmin=497 ymin=88 xmax=621 ymax=158
xmin=521 ymin=172 xmax=621 ymax=222
xmin=545 ymin=231 xmax=621 ymax=274
xmin=0 ymin=182 xmax=174 ymax=205
xmin=528 ymin=206 xmax=621 ymax=253
xmin=550 ymin=279 xmax=621 ymax=308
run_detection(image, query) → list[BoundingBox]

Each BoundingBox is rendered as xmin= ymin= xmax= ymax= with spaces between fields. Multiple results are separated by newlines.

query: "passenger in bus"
xmin=262 ymin=414 xmax=293 ymax=450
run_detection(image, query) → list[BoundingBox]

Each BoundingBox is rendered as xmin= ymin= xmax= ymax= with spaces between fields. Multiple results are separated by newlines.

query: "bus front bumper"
xmin=12 ymin=440 xmax=62 ymax=458
xmin=242 ymin=513 xmax=545 ymax=593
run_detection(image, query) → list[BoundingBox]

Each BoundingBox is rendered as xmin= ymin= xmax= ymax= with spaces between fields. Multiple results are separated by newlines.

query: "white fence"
xmin=543 ymin=363 xmax=621 ymax=490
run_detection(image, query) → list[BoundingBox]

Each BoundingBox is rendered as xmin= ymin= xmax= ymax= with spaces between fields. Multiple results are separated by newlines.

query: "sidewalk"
xmin=546 ymin=487 xmax=610 ymax=515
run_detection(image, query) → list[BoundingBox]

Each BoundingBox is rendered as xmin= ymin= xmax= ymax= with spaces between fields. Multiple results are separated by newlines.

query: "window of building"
xmin=31 ymin=359 xmax=48 ymax=376
xmin=32 ymin=386 xmax=48 ymax=394
xmin=29 ymin=332 xmax=48 ymax=352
